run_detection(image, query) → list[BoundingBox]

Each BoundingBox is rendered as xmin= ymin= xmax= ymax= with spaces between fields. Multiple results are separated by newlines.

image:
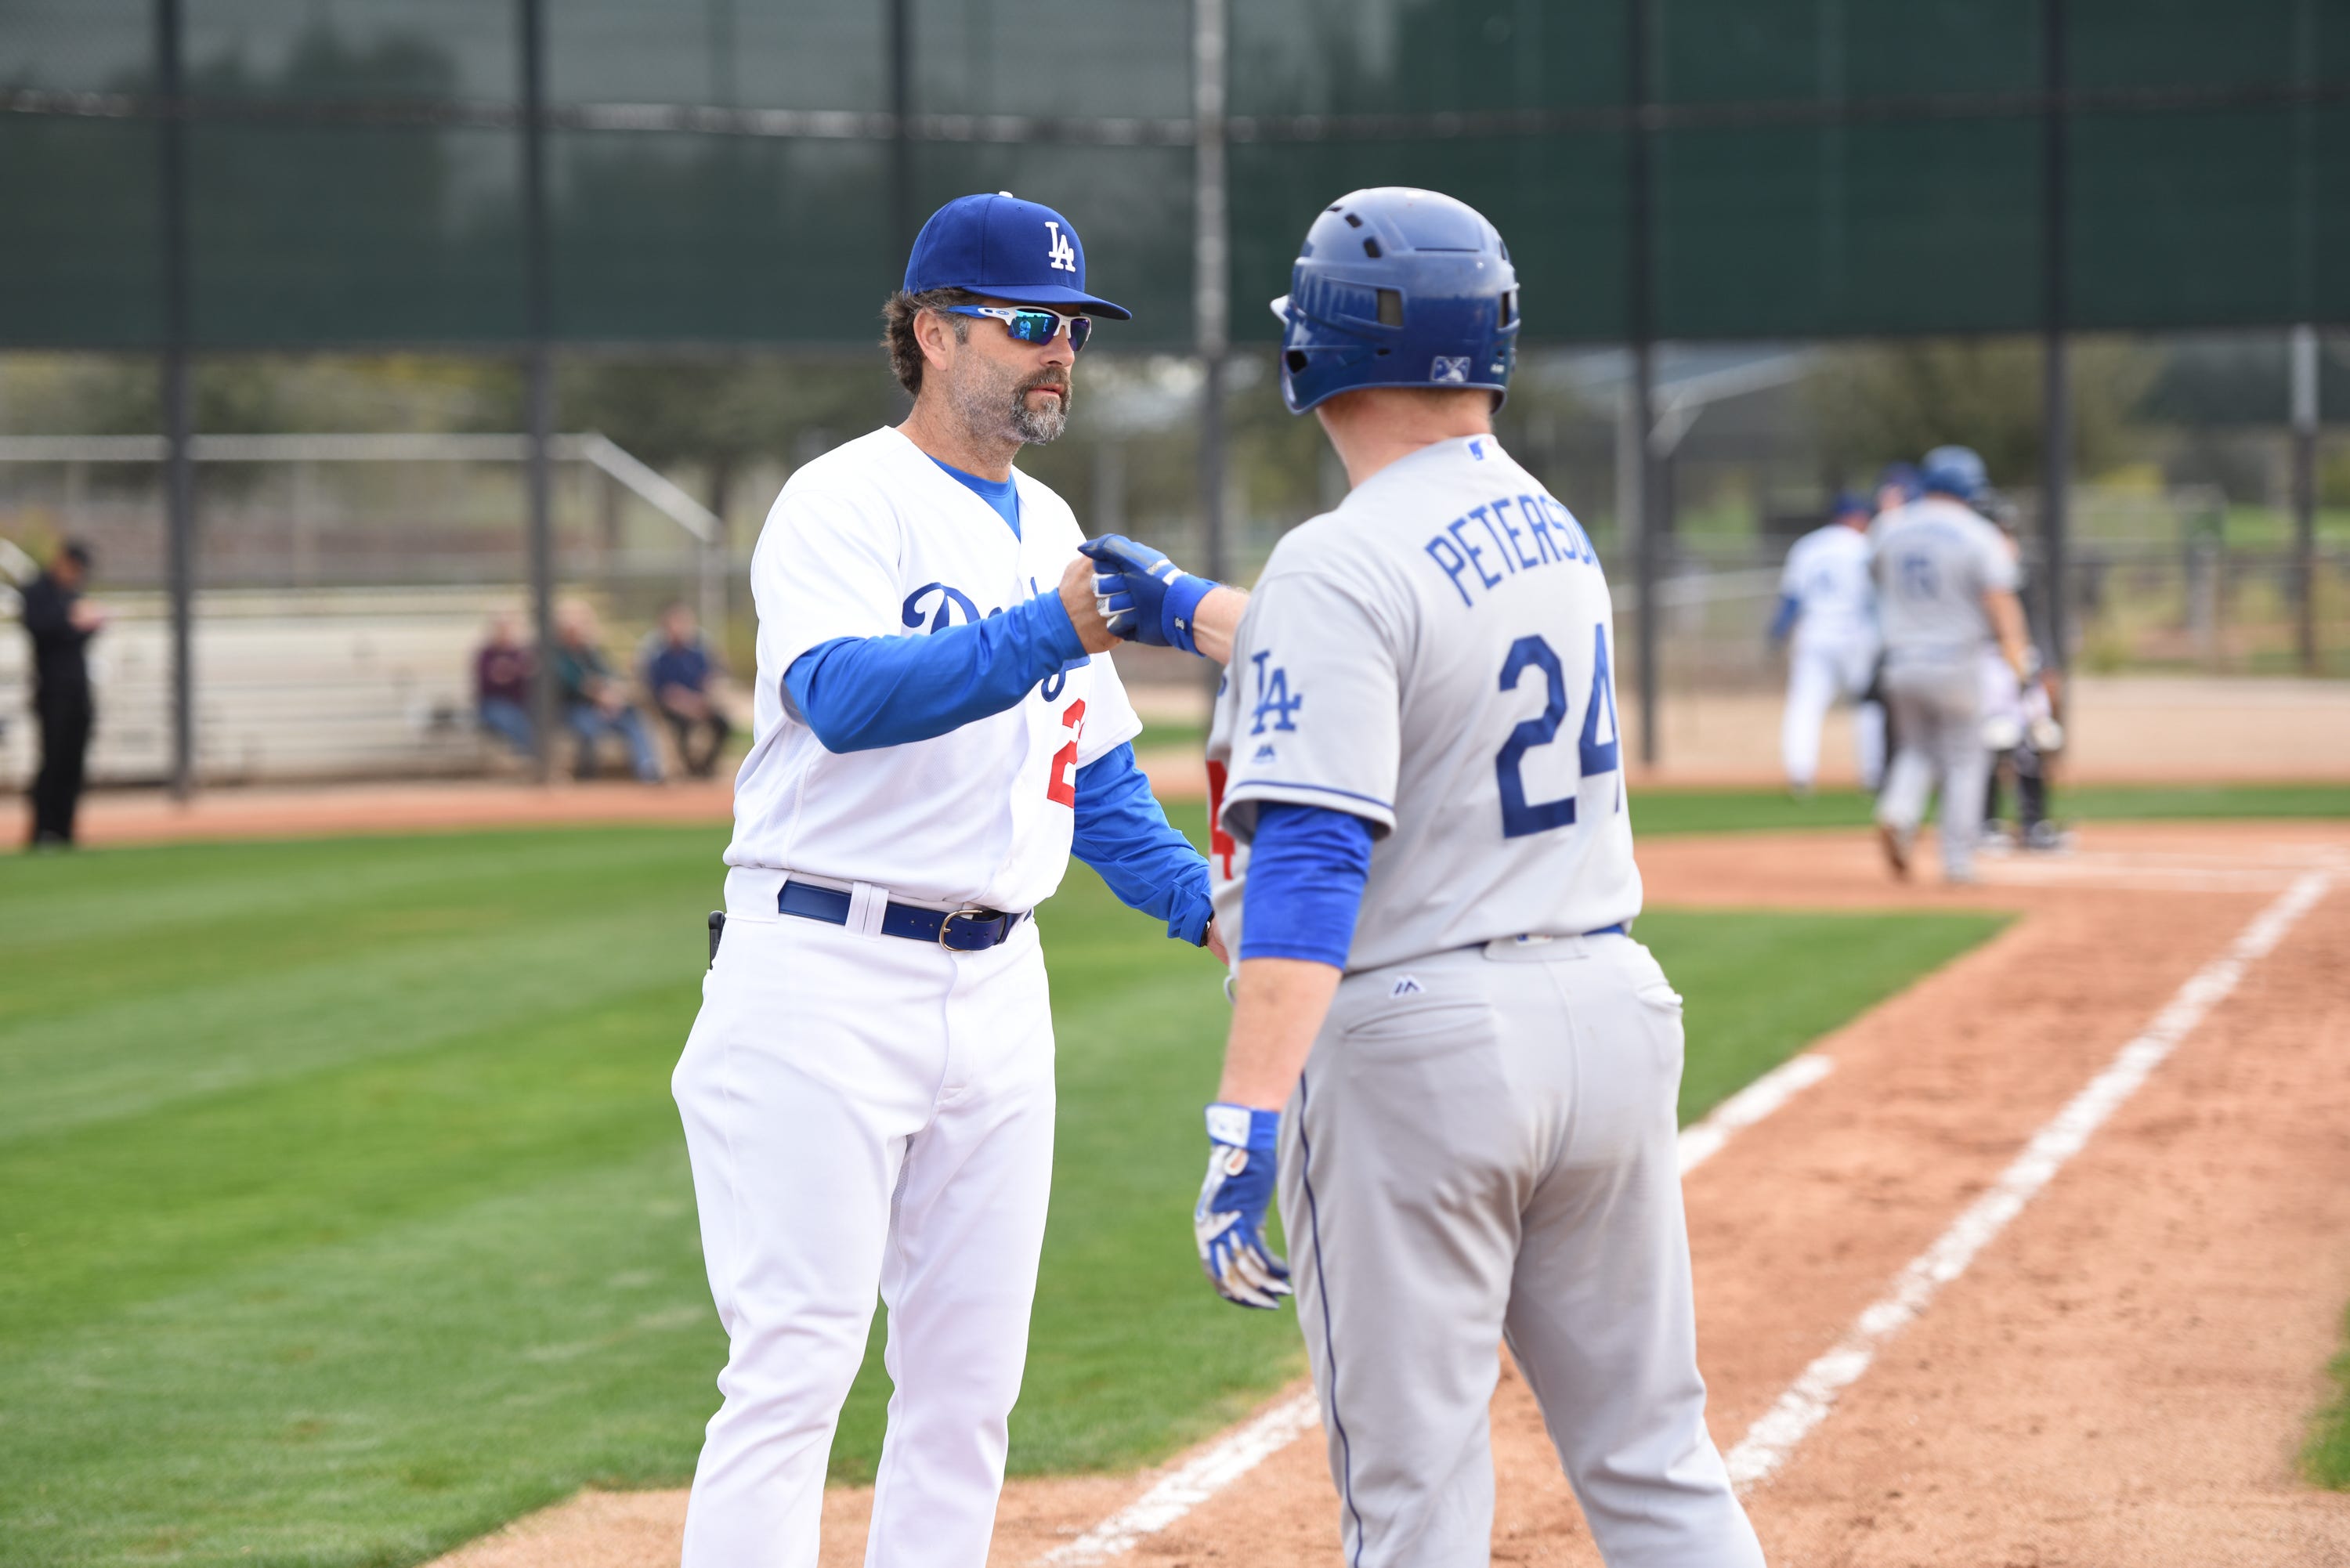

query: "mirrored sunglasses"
xmin=941 ymin=304 xmax=1092 ymax=354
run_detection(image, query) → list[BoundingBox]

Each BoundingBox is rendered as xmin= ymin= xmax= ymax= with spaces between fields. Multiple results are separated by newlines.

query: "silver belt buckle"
xmin=937 ymin=905 xmax=994 ymax=950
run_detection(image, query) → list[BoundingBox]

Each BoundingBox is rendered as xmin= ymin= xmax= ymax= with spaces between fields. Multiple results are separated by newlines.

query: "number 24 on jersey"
xmin=1495 ymin=623 xmax=1620 ymax=839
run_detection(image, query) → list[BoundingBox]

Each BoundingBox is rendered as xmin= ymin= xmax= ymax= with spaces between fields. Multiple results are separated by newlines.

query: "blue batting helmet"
xmin=1919 ymin=445 xmax=1989 ymax=504
xmin=1269 ymin=187 xmax=1519 ymax=415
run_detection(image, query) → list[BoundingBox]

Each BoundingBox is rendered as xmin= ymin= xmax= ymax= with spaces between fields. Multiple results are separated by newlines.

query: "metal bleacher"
xmin=0 ymin=587 xmax=519 ymax=789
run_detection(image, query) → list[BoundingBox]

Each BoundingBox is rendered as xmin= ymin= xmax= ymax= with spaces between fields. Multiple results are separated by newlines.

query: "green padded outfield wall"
xmin=1 ymin=0 xmax=2342 ymax=351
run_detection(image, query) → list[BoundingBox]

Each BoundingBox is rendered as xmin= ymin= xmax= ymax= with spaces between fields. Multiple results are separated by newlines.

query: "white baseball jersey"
xmin=723 ymin=425 xmax=1141 ymax=913
xmin=1870 ymin=496 xmax=2018 ymax=672
xmin=1779 ymin=522 xmax=1877 ymax=652
xmin=1205 ymin=434 xmax=1639 ymax=972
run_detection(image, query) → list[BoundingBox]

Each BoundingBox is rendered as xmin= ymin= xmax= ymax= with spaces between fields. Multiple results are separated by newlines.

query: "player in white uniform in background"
xmin=1086 ymin=188 xmax=1764 ymax=1568
xmin=671 ymin=193 xmax=1220 ymax=1568
xmin=1868 ymin=446 xmax=2035 ymax=885
xmin=1770 ymin=491 xmax=1884 ymax=795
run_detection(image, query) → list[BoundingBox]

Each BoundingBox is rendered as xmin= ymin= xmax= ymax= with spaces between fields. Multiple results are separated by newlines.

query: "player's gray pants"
xmin=1876 ymin=660 xmax=1991 ymax=880
xmin=1277 ymin=933 xmax=1763 ymax=1568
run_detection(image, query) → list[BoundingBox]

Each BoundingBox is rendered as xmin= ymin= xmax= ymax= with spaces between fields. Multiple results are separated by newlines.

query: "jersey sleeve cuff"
xmin=1222 ymin=780 xmax=1396 ymax=843
xmin=1030 ymin=588 xmax=1088 ymax=667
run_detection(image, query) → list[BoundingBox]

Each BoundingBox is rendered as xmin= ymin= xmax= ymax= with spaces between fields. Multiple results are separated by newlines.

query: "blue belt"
xmin=778 ymin=880 xmax=1025 ymax=952
xmin=1587 ymin=923 xmax=1627 ymax=938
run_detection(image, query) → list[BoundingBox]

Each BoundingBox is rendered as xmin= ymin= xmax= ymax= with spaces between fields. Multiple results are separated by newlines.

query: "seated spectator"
xmin=551 ymin=601 xmax=663 ymax=782
xmin=642 ymin=603 xmax=732 ymax=779
xmin=475 ymin=612 xmax=536 ymax=758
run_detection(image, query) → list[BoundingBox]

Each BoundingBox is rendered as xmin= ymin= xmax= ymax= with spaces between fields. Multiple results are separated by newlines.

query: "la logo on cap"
xmin=1046 ymin=221 xmax=1076 ymax=273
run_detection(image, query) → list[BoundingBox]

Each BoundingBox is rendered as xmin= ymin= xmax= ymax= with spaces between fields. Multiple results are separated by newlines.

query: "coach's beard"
xmin=1008 ymin=371 xmax=1071 ymax=443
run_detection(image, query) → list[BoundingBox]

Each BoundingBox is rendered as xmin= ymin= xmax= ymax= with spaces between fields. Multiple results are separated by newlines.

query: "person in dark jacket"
xmin=474 ymin=612 xmax=537 ymax=758
xmin=551 ymin=600 xmax=663 ymax=782
xmin=20 ymin=540 xmax=106 ymax=847
xmin=642 ymin=603 xmax=732 ymax=778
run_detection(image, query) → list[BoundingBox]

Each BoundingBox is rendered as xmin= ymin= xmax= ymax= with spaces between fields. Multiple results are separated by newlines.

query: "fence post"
xmin=1627 ymin=0 xmax=1660 ymax=768
xmin=1193 ymin=0 xmax=1228 ymax=714
xmin=520 ymin=0 xmax=558 ymax=785
xmin=158 ymin=0 xmax=196 ymax=799
xmin=2291 ymin=323 xmax=2319 ymax=674
xmin=2040 ymin=0 xmax=2073 ymax=673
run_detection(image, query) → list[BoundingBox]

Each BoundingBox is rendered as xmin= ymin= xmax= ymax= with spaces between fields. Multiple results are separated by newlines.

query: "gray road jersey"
xmin=1206 ymin=435 xmax=1641 ymax=974
xmin=1870 ymin=497 xmax=2018 ymax=670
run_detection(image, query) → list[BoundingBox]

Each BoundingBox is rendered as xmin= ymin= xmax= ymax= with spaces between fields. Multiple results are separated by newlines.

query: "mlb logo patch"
xmin=1430 ymin=356 xmax=1471 ymax=385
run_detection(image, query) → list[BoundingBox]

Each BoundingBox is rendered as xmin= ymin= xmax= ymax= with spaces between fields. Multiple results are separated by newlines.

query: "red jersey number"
xmin=1205 ymin=758 xmax=1237 ymax=878
xmin=1047 ymin=699 xmax=1087 ymax=807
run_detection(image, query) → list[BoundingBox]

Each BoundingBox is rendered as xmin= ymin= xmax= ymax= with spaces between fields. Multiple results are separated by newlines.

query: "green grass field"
xmin=0 ymin=828 xmax=2001 ymax=1568
xmin=2308 ymin=1308 xmax=2350 ymax=1490
xmin=1621 ymin=780 xmax=2350 ymax=838
xmin=1120 ymin=755 xmax=2350 ymax=837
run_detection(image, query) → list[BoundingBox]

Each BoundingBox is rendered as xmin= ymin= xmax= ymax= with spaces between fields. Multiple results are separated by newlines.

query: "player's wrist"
xmin=1036 ymin=582 xmax=1094 ymax=662
xmin=1205 ymin=1102 xmax=1280 ymax=1150
xmin=1161 ymin=572 xmax=1217 ymax=656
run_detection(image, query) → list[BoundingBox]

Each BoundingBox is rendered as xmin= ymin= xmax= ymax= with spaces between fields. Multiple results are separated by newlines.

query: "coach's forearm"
xmin=1217 ymin=957 xmax=1342 ymax=1112
xmin=1190 ymin=584 xmax=1249 ymax=665
xmin=786 ymin=593 xmax=1085 ymax=752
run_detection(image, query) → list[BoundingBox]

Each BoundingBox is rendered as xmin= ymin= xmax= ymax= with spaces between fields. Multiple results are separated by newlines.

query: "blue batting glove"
xmin=1194 ymin=1103 xmax=1292 ymax=1310
xmin=1079 ymin=534 xmax=1219 ymax=656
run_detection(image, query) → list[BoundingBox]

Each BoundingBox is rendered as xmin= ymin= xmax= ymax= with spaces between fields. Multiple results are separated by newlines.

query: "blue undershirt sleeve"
xmin=1238 ymin=801 xmax=1373 ymax=970
xmin=1766 ymin=592 xmax=1801 ymax=644
xmin=1071 ymin=742 xmax=1213 ymax=945
xmin=783 ymin=590 xmax=1087 ymax=753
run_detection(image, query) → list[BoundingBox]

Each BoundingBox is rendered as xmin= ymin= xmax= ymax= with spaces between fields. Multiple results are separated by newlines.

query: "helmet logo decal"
xmin=1430 ymin=356 xmax=1471 ymax=385
xmin=1044 ymin=221 xmax=1076 ymax=273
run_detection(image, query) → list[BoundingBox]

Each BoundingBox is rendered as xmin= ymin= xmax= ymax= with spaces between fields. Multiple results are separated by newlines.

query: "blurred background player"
xmin=1975 ymin=500 xmax=2069 ymax=851
xmin=1870 ymin=446 xmax=2034 ymax=883
xmin=551 ymin=599 xmax=663 ymax=782
xmin=473 ymin=612 xmax=537 ymax=761
xmin=1770 ymin=490 xmax=1884 ymax=796
xmin=1086 ymin=187 xmax=1765 ymax=1568
xmin=19 ymin=539 xmax=106 ymax=848
xmin=642 ymin=603 xmax=732 ymax=779
xmin=1873 ymin=461 xmax=1922 ymax=523
xmin=669 ymin=193 xmax=1217 ymax=1568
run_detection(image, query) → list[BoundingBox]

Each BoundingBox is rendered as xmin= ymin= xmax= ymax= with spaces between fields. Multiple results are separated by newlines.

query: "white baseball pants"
xmin=672 ymin=905 xmax=1057 ymax=1568
xmin=1278 ymin=934 xmax=1764 ymax=1568
xmin=1781 ymin=636 xmax=1885 ymax=792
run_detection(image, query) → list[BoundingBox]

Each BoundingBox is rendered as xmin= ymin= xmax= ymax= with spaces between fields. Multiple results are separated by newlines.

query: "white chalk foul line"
xmin=1043 ymin=1049 xmax=1839 ymax=1563
xmin=1041 ymin=1390 xmax=1322 ymax=1564
xmin=1678 ymin=1052 xmax=1837 ymax=1177
xmin=1723 ymin=870 xmax=2333 ymax=1492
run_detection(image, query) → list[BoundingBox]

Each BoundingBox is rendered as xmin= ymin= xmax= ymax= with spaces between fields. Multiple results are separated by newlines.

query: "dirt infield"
xmin=428 ymin=820 xmax=2350 ymax=1568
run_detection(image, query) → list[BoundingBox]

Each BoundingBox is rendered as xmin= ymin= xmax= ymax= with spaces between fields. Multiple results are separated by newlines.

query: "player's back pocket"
xmin=1330 ymin=959 xmax=1499 ymax=1063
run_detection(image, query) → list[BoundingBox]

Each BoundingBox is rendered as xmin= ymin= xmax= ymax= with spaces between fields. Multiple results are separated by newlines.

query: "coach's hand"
xmin=1058 ymin=555 xmax=1119 ymax=654
xmin=1195 ymin=1104 xmax=1292 ymax=1310
xmin=1081 ymin=535 xmax=1219 ymax=656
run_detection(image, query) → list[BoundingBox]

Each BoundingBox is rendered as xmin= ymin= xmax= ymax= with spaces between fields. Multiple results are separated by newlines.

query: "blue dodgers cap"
xmin=902 ymin=192 xmax=1131 ymax=320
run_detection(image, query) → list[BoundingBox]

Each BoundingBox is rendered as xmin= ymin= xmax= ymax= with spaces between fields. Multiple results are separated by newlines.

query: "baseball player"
xmin=1770 ymin=490 xmax=1885 ymax=795
xmin=1976 ymin=504 xmax=2068 ymax=851
xmin=1872 ymin=459 xmax=1922 ymax=522
xmin=671 ymin=193 xmax=1220 ymax=1568
xmin=1868 ymin=446 xmax=2035 ymax=883
xmin=1085 ymin=188 xmax=1764 ymax=1568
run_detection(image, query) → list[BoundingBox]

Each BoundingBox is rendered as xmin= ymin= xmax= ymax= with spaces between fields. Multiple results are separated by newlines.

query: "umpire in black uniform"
xmin=20 ymin=540 xmax=105 ymax=847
